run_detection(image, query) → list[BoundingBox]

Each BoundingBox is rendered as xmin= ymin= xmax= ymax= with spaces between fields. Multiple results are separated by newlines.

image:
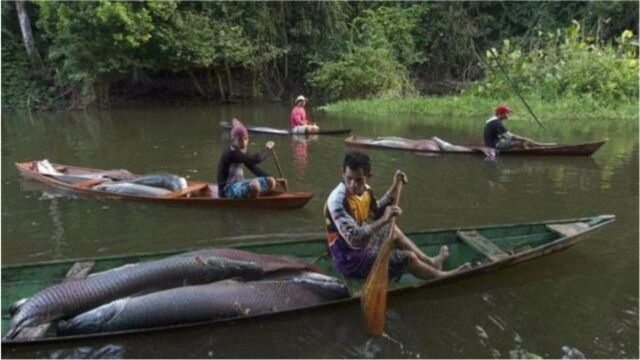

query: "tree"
xmin=15 ymin=0 xmax=45 ymax=76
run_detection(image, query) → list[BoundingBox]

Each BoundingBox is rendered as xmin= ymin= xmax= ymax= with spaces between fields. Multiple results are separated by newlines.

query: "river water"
xmin=1 ymin=104 xmax=637 ymax=358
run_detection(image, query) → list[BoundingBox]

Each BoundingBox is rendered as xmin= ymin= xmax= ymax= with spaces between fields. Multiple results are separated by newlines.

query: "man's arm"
xmin=228 ymin=148 xmax=269 ymax=166
xmin=378 ymin=170 xmax=406 ymax=210
xmin=506 ymin=132 xmax=537 ymax=144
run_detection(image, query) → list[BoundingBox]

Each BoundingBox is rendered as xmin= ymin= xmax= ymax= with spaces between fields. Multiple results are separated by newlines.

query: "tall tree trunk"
xmin=281 ymin=2 xmax=288 ymax=80
xmin=188 ymin=70 xmax=206 ymax=97
xmin=215 ymin=69 xmax=226 ymax=102
xmin=15 ymin=0 xmax=45 ymax=76
xmin=224 ymin=60 xmax=234 ymax=100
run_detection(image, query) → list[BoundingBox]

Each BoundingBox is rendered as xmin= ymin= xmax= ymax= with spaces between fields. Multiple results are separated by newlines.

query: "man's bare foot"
xmin=437 ymin=262 xmax=471 ymax=277
xmin=433 ymin=245 xmax=449 ymax=270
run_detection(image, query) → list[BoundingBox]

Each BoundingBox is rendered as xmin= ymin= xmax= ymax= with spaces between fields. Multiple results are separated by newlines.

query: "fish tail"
xmin=3 ymin=323 xmax=22 ymax=340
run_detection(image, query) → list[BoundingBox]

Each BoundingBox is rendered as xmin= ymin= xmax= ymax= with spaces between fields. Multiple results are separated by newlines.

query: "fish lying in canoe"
xmin=58 ymin=272 xmax=349 ymax=335
xmin=345 ymin=135 xmax=607 ymax=157
xmin=5 ymin=249 xmax=315 ymax=340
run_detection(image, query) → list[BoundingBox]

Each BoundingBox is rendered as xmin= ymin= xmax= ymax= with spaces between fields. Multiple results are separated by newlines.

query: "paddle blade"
xmin=361 ymin=240 xmax=393 ymax=337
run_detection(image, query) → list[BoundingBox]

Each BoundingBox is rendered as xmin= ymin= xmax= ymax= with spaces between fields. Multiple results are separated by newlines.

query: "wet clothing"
xmin=483 ymin=116 xmax=509 ymax=149
xmin=217 ymin=145 xmax=269 ymax=198
xmin=324 ymin=182 xmax=409 ymax=279
xmin=290 ymin=106 xmax=308 ymax=128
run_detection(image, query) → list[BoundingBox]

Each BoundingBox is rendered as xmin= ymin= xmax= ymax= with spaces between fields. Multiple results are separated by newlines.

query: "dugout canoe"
xmin=15 ymin=161 xmax=312 ymax=209
xmin=1 ymin=214 xmax=614 ymax=346
xmin=220 ymin=121 xmax=351 ymax=135
xmin=345 ymin=135 xmax=606 ymax=156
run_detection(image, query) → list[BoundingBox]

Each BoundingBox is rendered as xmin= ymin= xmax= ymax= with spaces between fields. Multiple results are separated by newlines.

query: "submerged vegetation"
xmin=1 ymin=1 xmax=638 ymax=111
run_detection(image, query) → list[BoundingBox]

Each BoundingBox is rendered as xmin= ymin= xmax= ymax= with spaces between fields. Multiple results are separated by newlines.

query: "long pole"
xmin=490 ymin=49 xmax=545 ymax=130
xmin=269 ymin=148 xmax=288 ymax=191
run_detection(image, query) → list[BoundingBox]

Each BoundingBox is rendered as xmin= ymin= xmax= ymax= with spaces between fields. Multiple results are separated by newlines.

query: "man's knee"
xmin=249 ymin=180 xmax=261 ymax=194
xmin=392 ymin=226 xmax=406 ymax=242
xmin=405 ymin=252 xmax=419 ymax=267
xmin=266 ymin=177 xmax=276 ymax=190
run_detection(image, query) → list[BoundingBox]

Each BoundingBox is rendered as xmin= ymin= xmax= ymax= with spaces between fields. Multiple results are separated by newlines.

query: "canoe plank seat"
xmin=13 ymin=261 xmax=95 ymax=340
xmin=457 ymin=230 xmax=508 ymax=262
xmin=162 ymin=183 xmax=208 ymax=198
xmin=546 ymin=222 xmax=589 ymax=237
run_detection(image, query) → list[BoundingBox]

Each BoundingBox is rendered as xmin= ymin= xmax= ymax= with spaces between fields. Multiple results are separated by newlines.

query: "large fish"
xmin=91 ymin=182 xmax=172 ymax=197
xmin=128 ymin=174 xmax=187 ymax=192
xmin=177 ymin=248 xmax=320 ymax=274
xmin=5 ymin=249 xmax=316 ymax=339
xmin=58 ymin=272 xmax=350 ymax=335
xmin=5 ymin=255 xmax=261 ymax=339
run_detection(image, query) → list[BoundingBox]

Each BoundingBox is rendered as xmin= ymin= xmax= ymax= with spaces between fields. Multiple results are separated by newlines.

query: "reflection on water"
xmin=290 ymin=134 xmax=319 ymax=178
xmin=46 ymin=344 xmax=123 ymax=359
xmin=1 ymin=104 xmax=637 ymax=358
xmin=47 ymin=198 xmax=67 ymax=259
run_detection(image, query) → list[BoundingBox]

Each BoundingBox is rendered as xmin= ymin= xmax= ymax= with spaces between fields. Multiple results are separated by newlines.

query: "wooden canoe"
xmin=15 ymin=161 xmax=313 ymax=209
xmin=220 ymin=121 xmax=352 ymax=135
xmin=345 ymin=135 xmax=606 ymax=156
xmin=1 ymin=214 xmax=614 ymax=346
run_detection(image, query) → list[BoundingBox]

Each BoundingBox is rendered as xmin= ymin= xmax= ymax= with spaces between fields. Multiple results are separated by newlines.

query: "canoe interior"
xmin=1 ymin=215 xmax=614 ymax=342
xmin=345 ymin=136 xmax=606 ymax=156
xmin=220 ymin=121 xmax=351 ymax=135
xmin=15 ymin=161 xmax=313 ymax=209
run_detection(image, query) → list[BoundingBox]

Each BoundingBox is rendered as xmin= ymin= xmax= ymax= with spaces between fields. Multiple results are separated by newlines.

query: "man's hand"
xmin=265 ymin=141 xmax=275 ymax=150
xmin=276 ymin=178 xmax=288 ymax=189
xmin=393 ymin=170 xmax=408 ymax=186
xmin=382 ymin=205 xmax=402 ymax=223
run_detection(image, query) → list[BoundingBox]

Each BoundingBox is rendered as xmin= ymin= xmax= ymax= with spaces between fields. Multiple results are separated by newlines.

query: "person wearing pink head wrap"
xmin=217 ymin=119 xmax=286 ymax=198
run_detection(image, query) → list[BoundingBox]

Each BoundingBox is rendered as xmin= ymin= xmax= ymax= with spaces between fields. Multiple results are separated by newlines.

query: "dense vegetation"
xmin=1 ymin=1 xmax=637 ymax=111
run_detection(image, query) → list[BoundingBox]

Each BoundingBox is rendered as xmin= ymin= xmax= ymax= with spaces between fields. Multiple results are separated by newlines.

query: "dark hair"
xmin=342 ymin=151 xmax=371 ymax=175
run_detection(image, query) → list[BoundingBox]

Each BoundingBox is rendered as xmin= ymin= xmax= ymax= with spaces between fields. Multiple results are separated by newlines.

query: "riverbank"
xmin=320 ymin=96 xmax=639 ymax=124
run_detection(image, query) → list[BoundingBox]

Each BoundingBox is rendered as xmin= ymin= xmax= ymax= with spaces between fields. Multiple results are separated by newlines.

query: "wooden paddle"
xmin=361 ymin=176 xmax=405 ymax=337
xmin=269 ymin=147 xmax=288 ymax=191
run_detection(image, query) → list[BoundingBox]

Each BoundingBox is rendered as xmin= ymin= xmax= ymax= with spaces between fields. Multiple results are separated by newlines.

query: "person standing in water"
xmin=290 ymin=95 xmax=320 ymax=134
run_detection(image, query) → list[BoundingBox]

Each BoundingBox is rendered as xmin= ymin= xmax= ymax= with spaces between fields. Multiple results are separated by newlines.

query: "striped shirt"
xmin=324 ymin=182 xmax=393 ymax=249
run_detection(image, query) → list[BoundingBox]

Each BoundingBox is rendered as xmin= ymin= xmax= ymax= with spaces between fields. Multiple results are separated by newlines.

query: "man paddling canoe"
xmin=290 ymin=95 xmax=320 ymax=134
xmin=217 ymin=119 xmax=286 ymax=198
xmin=324 ymin=151 xmax=470 ymax=280
xmin=484 ymin=105 xmax=541 ymax=150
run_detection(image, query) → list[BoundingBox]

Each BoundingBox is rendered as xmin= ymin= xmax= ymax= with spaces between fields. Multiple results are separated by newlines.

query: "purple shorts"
xmin=328 ymin=236 xmax=409 ymax=279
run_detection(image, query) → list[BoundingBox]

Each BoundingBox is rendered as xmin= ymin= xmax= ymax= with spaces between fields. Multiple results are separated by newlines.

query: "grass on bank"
xmin=320 ymin=96 xmax=639 ymax=124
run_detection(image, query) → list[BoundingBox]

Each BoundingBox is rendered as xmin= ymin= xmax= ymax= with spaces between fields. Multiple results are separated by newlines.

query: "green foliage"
xmin=468 ymin=23 xmax=639 ymax=105
xmin=309 ymin=6 xmax=421 ymax=101
xmin=1 ymin=25 xmax=48 ymax=110
xmin=1 ymin=1 xmax=637 ymax=110
xmin=36 ymin=2 xmax=164 ymax=106
xmin=321 ymin=95 xmax=639 ymax=123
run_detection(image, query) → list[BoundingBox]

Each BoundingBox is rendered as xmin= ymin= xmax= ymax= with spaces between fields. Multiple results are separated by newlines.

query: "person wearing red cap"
xmin=290 ymin=95 xmax=319 ymax=134
xmin=217 ymin=118 xmax=286 ymax=198
xmin=483 ymin=105 xmax=538 ymax=150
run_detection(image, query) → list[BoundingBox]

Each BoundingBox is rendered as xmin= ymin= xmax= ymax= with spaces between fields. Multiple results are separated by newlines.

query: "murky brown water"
xmin=2 ymin=104 xmax=637 ymax=358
